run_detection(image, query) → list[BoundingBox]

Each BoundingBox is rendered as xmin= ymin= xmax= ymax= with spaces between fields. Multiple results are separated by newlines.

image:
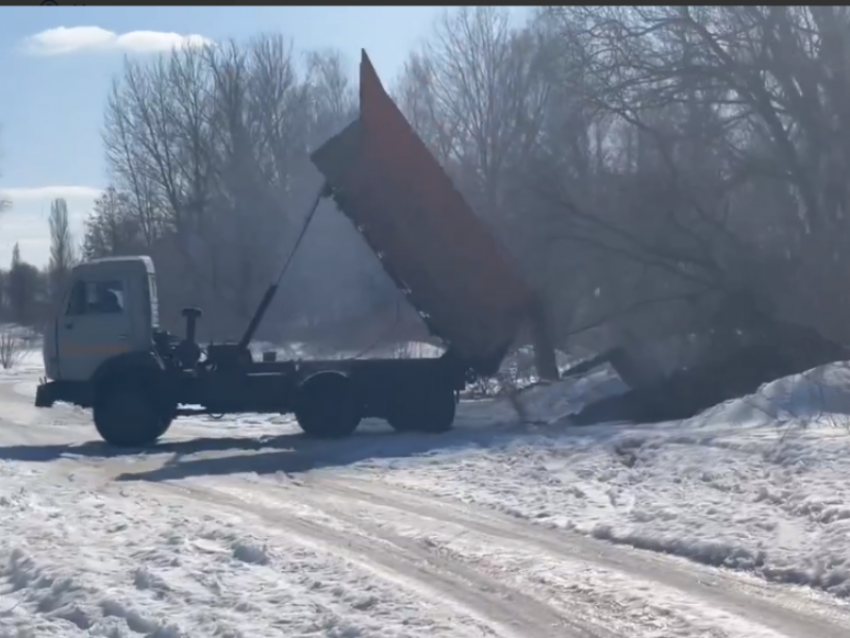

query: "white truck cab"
xmin=43 ymin=256 xmax=159 ymax=382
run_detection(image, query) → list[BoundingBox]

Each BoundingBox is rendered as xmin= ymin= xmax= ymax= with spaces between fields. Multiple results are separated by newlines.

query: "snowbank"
xmin=341 ymin=362 xmax=850 ymax=599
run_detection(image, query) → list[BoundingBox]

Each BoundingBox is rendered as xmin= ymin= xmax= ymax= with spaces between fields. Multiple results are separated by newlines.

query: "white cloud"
xmin=2 ymin=186 xmax=102 ymax=201
xmin=23 ymin=26 xmax=211 ymax=57
xmin=0 ymin=186 xmax=101 ymax=267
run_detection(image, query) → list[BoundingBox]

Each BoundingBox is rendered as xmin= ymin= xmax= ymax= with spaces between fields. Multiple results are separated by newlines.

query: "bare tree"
xmin=98 ymin=35 xmax=400 ymax=342
xmin=48 ymin=197 xmax=77 ymax=306
xmin=533 ymin=6 xmax=850 ymax=346
xmin=83 ymin=187 xmax=144 ymax=260
xmin=0 ymin=329 xmax=23 ymax=370
xmin=398 ymin=8 xmax=551 ymax=219
xmin=7 ymin=243 xmax=41 ymax=327
xmin=0 ymin=131 xmax=9 ymax=214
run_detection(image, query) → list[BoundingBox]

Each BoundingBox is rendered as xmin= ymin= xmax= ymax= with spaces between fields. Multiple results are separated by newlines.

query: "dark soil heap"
xmin=570 ymin=320 xmax=849 ymax=425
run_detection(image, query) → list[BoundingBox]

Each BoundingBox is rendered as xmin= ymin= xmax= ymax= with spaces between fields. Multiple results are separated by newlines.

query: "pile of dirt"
xmin=570 ymin=320 xmax=850 ymax=425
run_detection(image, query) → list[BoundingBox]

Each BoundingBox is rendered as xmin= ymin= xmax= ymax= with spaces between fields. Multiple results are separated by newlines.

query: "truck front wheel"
xmin=295 ymin=372 xmax=361 ymax=439
xmin=93 ymin=383 xmax=171 ymax=447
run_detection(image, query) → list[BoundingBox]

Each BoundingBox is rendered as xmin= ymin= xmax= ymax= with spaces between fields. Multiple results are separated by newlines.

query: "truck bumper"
xmin=35 ymin=381 xmax=59 ymax=408
xmin=35 ymin=380 xmax=92 ymax=408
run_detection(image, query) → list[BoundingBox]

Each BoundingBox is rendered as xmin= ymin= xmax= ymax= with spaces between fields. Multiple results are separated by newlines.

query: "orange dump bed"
xmin=311 ymin=50 xmax=551 ymax=376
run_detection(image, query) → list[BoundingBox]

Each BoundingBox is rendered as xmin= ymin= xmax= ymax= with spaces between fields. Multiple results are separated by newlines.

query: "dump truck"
xmin=33 ymin=50 xmax=558 ymax=447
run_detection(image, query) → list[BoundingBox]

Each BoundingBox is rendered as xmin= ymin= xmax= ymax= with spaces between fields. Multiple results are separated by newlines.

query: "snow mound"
xmin=697 ymin=362 xmax=850 ymax=426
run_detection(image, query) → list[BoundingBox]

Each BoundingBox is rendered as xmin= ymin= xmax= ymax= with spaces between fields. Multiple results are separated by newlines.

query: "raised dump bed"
xmin=311 ymin=50 xmax=556 ymax=379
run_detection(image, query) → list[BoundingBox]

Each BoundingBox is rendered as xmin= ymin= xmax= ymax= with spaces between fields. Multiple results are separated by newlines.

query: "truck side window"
xmin=65 ymin=281 xmax=86 ymax=316
xmin=65 ymin=280 xmax=125 ymax=316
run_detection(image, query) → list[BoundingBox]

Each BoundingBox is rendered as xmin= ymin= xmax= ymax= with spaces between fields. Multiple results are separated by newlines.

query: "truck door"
xmin=57 ymin=277 xmax=135 ymax=381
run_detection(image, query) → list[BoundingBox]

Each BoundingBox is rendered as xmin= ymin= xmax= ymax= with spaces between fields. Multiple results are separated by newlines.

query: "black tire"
xmin=295 ymin=373 xmax=361 ymax=439
xmin=388 ymin=384 xmax=457 ymax=434
xmin=93 ymin=382 xmax=171 ymax=447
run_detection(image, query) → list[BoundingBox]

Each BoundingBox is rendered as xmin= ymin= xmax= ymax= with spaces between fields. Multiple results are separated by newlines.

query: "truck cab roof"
xmin=73 ymin=255 xmax=155 ymax=276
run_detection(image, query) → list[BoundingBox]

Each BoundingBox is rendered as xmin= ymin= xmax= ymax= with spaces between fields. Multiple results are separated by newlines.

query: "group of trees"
xmin=0 ymin=198 xmax=77 ymax=327
xmin=389 ymin=6 xmax=850 ymax=355
xmin=7 ymin=6 xmax=850 ymax=358
xmin=84 ymin=37 xmax=404 ymax=345
xmin=81 ymin=6 xmax=850 ymax=354
xmin=408 ymin=6 xmax=850 ymax=356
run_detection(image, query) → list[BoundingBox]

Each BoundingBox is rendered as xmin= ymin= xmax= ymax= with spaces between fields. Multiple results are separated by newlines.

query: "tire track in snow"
xmin=171 ymin=476 xmax=787 ymax=638
xmin=303 ymin=475 xmax=850 ymax=638
xmin=154 ymin=480 xmax=593 ymax=638
xmin=256 ymin=484 xmax=658 ymax=638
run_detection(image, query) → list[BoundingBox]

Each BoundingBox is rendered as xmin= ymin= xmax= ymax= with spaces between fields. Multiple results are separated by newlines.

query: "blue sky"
xmin=0 ymin=6 xmax=508 ymax=267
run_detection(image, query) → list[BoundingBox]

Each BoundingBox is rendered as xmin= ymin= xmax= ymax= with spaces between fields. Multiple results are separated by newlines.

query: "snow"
xmin=340 ymin=363 xmax=850 ymax=599
xmin=2 ymin=341 xmax=850 ymax=635
xmin=0 ymin=463 xmax=494 ymax=637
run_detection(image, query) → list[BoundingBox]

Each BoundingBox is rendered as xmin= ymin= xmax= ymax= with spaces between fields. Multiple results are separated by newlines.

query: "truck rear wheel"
xmin=295 ymin=372 xmax=361 ymax=439
xmin=93 ymin=383 xmax=171 ymax=447
xmin=388 ymin=384 xmax=457 ymax=434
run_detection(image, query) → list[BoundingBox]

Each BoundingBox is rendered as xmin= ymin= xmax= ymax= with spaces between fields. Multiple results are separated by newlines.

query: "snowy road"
xmin=0 ymin=359 xmax=849 ymax=636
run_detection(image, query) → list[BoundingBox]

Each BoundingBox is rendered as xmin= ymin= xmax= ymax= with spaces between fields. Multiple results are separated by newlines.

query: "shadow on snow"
xmin=0 ymin=415 xmax=618 ymax=484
